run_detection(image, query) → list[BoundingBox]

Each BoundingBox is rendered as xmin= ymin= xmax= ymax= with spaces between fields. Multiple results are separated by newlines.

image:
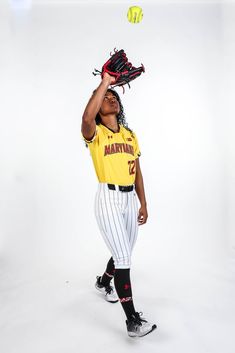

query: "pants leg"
xmin=94 ymin=183 xmax=138 ymax=320
xmin=123 ymin=190 xmax=139 ymax=252
xmin=94 ymin=183 xmax=131 ymax=269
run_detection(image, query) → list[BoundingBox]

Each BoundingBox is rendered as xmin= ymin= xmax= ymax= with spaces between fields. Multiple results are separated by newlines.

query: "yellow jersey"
xmin=82 ymin=123 xmax=141 ymax=185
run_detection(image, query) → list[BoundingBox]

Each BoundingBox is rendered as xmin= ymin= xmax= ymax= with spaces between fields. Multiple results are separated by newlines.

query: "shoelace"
xmin=105 ymin=285 xmax=114 ymax=295
xmin=131 ymin=312 xmax=147 ymax=326
xmin=97 ymin=277 xmax=114 ymax=295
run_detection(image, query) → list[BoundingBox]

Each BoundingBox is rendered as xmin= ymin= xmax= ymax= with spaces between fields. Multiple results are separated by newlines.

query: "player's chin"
xmin=109 ymin=104 xmax=119 ymax=112
xmin=109 ymin=106 xmax=119 ymax=114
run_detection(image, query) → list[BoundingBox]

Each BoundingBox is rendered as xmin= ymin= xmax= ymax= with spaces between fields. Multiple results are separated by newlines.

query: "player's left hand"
xmin=138 ymin=206 xmax=148 ymax=225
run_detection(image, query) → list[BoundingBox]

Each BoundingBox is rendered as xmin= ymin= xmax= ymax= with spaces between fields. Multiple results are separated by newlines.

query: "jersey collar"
xmin=100 ymin=123 xmax=121 ymax=134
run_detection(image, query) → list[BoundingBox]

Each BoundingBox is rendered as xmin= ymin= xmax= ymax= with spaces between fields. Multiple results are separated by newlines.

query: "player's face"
xmin=99 ymin=92 xmax=120 ymax=116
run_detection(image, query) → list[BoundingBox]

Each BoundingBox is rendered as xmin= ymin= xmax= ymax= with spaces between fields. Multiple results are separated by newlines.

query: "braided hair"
xmin=84 ymin=88 xmax=133 ymax=148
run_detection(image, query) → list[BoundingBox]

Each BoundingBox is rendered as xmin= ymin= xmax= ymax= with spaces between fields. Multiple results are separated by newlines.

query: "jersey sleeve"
xmin=133 ymin=132 xmax=141 ymax=159
xmin=81 ymin=125 xmax=100 ymax=144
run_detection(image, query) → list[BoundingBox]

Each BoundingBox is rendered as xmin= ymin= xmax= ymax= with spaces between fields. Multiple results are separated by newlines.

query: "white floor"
xmin=0 ymin=257 xmax=235 ymax=353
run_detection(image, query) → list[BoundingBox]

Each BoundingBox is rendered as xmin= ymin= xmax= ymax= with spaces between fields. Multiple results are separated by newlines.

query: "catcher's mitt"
xmin=92 ymin=48 xmax=145 ymax=93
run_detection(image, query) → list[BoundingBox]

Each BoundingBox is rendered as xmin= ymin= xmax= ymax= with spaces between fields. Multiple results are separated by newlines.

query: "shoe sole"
xmin=105 ymin=299 xmax=119 ymax=303
xmin=95 ymin=283 xmax=119 ymax=303
xmin=128 ymin=324 xmax=157 ymax=338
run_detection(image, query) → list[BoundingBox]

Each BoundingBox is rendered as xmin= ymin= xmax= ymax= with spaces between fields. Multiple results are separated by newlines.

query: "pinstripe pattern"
xmin=124 ymin=190 xmax=138 ymax=251
xmin=94 ymin=183 xmax=139 ymax=269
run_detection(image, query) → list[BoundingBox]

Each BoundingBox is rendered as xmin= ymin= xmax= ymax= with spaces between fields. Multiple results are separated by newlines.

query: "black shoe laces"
xmin=97 ymin=276 xmax=114 ymax=295
xmin=105 ymin=285 xmax=113 ymax=295
xmin=131 ymin=312 xmax=146 ymax=326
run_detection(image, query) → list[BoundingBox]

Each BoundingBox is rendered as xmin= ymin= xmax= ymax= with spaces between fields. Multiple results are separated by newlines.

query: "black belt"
xmin=107 ymin=184 xmax=134 ymax=192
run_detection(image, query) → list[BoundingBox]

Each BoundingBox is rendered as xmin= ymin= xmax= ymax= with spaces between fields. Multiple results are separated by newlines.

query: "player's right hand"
xmin=138 ymin=205 xmax=148 ymax=225
xmin=102 ymin=72 xmax=116 ymax=85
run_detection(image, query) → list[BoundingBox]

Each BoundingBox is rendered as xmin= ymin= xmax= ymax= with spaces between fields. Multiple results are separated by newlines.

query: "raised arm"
xmin=81 ymin=73 xmax=115 ymax=141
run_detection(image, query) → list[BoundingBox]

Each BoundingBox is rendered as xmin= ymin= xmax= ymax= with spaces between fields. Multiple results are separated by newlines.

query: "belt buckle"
xmin=118 ymin=185 xmax=132 ymax=192
xmin=107 ymin=184 xmax=116 ymax=191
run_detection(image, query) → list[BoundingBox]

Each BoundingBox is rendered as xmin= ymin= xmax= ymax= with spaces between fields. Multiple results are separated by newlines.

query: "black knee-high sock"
xmin=114 ymin=268 xmax=136 ymax=321
xmin=100 ymin=257 xmax=115 ymax=286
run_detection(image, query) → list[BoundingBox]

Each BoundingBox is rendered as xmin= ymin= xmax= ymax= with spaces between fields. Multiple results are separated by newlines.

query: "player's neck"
xmin=101 ymin=116 xmax=119 ymax=133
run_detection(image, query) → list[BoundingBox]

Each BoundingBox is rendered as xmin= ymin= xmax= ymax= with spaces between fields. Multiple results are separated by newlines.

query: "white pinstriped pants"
xmin=94 ymin=183 xmax=139 ymax=269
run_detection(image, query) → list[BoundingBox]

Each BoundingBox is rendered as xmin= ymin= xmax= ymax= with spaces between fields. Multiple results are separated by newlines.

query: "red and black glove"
xmin=93 ymin=48 xmax=145 ymax=93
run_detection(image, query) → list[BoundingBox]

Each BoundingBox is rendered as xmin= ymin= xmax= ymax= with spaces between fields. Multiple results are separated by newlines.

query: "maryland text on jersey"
xmin=104 ymin=143 xmax=134 ymax=156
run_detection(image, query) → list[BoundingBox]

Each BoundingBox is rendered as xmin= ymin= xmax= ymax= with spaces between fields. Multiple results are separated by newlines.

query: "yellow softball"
xmin=127 ymin=6 xmax=143 ymax=24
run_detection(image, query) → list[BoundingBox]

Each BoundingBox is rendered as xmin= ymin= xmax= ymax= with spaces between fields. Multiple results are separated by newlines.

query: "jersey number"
xmin=128 ymin=160 xmax=136 ymax=175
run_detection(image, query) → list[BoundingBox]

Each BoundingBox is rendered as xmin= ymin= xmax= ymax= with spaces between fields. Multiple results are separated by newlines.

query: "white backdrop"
xmin=0 ymin=0 xmax=231 ymax=271
xmin=0 ymin=1 xmax=234 ymax=353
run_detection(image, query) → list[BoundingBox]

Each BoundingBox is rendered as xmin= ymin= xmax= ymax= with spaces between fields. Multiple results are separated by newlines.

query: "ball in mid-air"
xmin=127 ymin=6 xmax=143 ymax=24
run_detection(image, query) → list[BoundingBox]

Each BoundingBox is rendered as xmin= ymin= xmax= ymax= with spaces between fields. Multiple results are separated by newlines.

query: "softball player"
xmin=81 ymin=72 xmax=157 ymax=337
